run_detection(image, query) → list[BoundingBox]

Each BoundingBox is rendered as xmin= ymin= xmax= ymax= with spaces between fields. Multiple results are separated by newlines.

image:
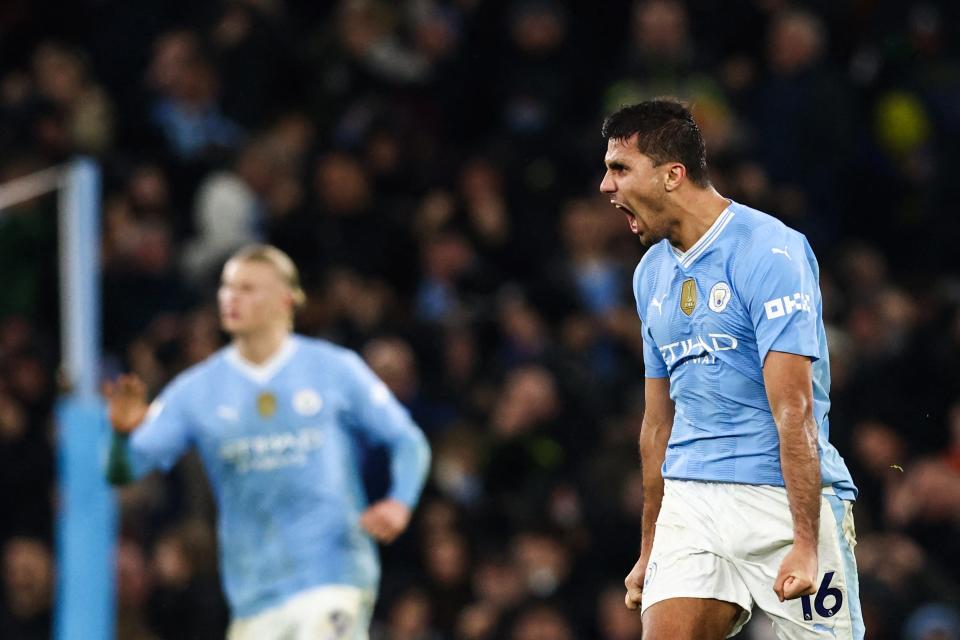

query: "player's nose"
xmin=599 ymin=171 xmax=616 ymax=193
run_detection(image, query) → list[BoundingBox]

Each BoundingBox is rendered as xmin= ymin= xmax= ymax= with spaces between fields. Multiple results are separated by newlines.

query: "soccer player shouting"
xmin=601 ymin=101 xmax=862 ymax=639
xmin=105 ymin=245 xmax=431 ymax=640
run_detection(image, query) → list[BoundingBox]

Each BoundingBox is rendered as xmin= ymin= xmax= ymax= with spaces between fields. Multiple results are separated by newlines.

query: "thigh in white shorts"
xmin=228 ymin=584 xmax=375 ymax=640
xmin=640 ymin=480 xmax=864 ymax=639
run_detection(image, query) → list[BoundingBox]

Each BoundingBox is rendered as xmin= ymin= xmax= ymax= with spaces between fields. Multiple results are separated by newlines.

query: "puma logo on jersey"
xmin=771 ymin=246 xmax=791 ymax=260
xmin=650 ymin=294 xmax=667 ymax=316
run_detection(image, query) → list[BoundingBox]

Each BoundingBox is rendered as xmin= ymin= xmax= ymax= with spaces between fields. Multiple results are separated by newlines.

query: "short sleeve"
xmin=642 ymin=324 xmax=668 ymax=378
xmin=634 ymin=261 xmax=669 ymax=378
xmin=128 ymin=376 xmax=194 ymax=476
xmin=341 ymin=352 xmax=415 ymax=441
xmin=736 ymin=229 xmax=821 ymax=365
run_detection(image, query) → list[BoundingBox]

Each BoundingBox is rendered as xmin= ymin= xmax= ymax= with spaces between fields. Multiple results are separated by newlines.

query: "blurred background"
xmin=1 ymin=0 xmax=960 ymax=638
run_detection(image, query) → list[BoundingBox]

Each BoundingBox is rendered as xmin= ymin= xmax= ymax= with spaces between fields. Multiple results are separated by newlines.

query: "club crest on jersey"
xmin=680 ymin=278 xmax=697 ymax=316
xmin=709 ymin=282 xmax=731 ymax=312
xmin=292 ymin=389 xmax=323 ymax=416
xmin=256 ymin=391 xmax=277 ymax=418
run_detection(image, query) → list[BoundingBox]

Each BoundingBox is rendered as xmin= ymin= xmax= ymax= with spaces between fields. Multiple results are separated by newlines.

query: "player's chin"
xmin=637 ymin=226 xmax=665 ymax=247
xmin=220 ymin=318 xmax=246 ymax=335
xmin=637 ymin=232 xmax=656 ymax=247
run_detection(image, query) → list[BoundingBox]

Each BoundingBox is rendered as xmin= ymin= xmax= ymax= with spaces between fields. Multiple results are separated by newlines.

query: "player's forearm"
xmin=639 ymin=418 xmax=669 ymax=555
xmin=775 ymin=404 xmax=821 ymax=549
xmin=388 ymin=426 xmax=431 ymax=507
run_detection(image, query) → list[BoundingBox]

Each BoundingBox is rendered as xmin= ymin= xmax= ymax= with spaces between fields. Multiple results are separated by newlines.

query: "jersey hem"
xmin=231 ymin=576 xmax=379 ymax=619
xmin=660 ymin=475 xmax=857 ymax=501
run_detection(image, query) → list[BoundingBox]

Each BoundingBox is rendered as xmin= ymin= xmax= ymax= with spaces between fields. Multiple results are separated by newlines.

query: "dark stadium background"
xmin=1 ymin=0 xmax=959 ymax=638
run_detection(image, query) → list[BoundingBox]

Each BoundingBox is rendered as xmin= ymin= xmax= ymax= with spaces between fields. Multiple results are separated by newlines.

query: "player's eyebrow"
xmin=606 ymin=159 xmax=628 ymax=171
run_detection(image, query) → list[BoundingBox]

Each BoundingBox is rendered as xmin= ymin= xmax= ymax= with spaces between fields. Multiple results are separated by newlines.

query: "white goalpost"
xmin=0 ymin=159 xmax=115 ymax=640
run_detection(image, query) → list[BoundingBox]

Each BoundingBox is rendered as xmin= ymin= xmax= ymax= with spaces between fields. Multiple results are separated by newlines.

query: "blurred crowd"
xmin=1 ymin=0 xmax=960 ymax=638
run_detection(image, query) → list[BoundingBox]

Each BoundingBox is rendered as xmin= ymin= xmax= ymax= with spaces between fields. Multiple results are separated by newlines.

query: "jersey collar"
xmin=225 ymin=335 xmax=298 ymax=385
xmin=669 ymin=206 xmax=735 ymax=269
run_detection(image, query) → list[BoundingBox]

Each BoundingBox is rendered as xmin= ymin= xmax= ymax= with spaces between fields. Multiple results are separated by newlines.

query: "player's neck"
xmin=233 ymin=326 xmax=291 ymax=366
xmin=671 ymin=188 xmax=730 ymax=253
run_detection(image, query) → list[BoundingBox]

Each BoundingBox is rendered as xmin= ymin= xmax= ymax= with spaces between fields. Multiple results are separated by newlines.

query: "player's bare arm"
xmin=763 ymin=350 xmax=820 ymax=602
xmin=625 ymin=375 xmax=674 ymax=611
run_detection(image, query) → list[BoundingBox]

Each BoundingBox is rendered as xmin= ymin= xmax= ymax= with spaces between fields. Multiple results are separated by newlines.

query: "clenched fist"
xmin=774 ymin=544 xmax=818 ymax=602
xmin=360 ymin=499 xmax=411 ymax=543
xmin=624 ymin=554 xmax=649 ymax=611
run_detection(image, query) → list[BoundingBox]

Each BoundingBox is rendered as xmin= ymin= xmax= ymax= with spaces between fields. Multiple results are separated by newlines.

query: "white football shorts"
xmin=640 ymin=479 xmax=864 ymax=639
xmin=228 ymin=584 xmax=375 ymax=640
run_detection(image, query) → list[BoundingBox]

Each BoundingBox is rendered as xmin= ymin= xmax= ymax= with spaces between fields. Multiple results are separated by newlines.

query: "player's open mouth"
xmin=611 ymin=200 xmax=635 ymax=216
xmin=611 ymin=201 xmax=641 ymax=235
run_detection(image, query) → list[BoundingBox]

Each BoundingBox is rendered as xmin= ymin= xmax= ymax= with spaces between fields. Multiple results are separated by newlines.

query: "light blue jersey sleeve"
xmin=341 ymin=352 xmax=431 ymax=507
xmin=634 ymin=261 xmax=669 ymax=378
xmin=126 ymin=375 xmax=195 ymax=477
xmin=736 ymin=225 xmax=821 ymax=365
xmin=642 ymin=325 xmax=668 ymax=378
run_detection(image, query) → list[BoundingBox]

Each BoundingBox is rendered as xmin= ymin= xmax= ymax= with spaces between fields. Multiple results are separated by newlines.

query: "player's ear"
xmin=664 ymin=163 xmax=686 ymax=192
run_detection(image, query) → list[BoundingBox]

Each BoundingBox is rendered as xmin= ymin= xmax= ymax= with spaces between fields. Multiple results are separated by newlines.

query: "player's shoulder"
xmin=728 ymin=202 xmax=806 ymax=245
xmin=724 ymin=202 xmax=818 ymax=292
xmin=729 ymin=203 xmax=812 ymax=271
xmin=290 ymin=334 xmax=363 ymax=369
xmin=158 ymin=347 xmax=231 ymax=399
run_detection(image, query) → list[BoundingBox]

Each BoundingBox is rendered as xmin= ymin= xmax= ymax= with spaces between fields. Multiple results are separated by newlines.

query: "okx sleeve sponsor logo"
xmin=764 ymin=292 xmax=812 ymax=320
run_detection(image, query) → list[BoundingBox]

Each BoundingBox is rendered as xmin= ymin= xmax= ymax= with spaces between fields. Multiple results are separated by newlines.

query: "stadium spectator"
xmin=0 ymin=537 xmax=54 ymax=640
xmin=31 ymin=41 xmax=114 ymax=153
xmin=147 ymin=30 xmax=243 ymax=161
xmin=181 ymin=139 xmax=277 ymax=285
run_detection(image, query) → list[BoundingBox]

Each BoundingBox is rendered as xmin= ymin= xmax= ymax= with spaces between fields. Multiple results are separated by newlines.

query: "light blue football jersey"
xmin=634 ymin=201 xmax=856 ymax=500
xmin=123 ymin=334 xmax=431 ymax=618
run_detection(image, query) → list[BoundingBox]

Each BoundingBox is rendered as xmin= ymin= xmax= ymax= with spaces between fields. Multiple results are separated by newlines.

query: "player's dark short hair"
xmin=601 ymin=99 xmax=710 ymax=187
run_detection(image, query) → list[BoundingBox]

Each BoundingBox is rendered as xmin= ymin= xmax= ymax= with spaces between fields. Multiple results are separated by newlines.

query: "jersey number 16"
xmin=800 ymin=571 xmax=843 ymax=620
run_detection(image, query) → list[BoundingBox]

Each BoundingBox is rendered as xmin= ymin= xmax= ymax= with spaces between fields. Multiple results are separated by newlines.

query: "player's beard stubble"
xmin=631 ymin=203 xmax=675 ymax=248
